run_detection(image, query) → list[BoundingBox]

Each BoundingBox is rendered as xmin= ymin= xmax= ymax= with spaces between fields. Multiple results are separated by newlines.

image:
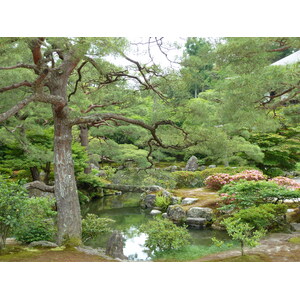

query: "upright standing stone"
xmin=105 ymin=231 xmax=127 ymax=260
xmin=184 ymin=156 xmax=199 ymax=171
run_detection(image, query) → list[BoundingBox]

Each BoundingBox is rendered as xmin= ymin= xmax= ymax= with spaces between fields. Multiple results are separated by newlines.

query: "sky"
xmin=106 ymin=37 xmax=186 ymax=71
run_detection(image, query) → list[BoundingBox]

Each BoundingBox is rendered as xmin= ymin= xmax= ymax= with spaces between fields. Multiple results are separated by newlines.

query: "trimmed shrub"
xmin=219 ymin=180 xmax=300 ymax=210
xmin=172 ymin=171 xmax=204 ymax=188
xmin=82 ymin=214 xmax=115 ymax=243
xmin=198 ymin=166 xmax=259 ymax=179
xmin=230 ymin=203 xmax=288 ymax=232
xmin=0 ymin=176 xmax=27 ymax=248
xmin=269 ymin=176 xmax=300 ymax=190
xmin=140 ymin=217 xmax=191 ymax=253
xmin=204 ymin=173 xmax=233 ymax=190
xmin=231 ymin=170 xmax=267 ymax=182
xmin=205 ymin=170 xmax=266 ymax=190
xmin=14 ymin=197 xmax=57 ymax=244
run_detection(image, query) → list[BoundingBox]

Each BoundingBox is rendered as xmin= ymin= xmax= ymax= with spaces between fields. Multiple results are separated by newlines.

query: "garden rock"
xmin=199 ymin=165 xmax=206 ymax=171
xmin=187 ymin=207 xmax=214 ymax=221
xmin=150 ymin=209 xmax=162 ymax=215
xmin=28 ymin=241 xmax=58 ymax=248
xmin=105 ymin=231 xmax=127 ymax=260
xmin=141 ymin=194 xmax=156 ymax=208
xmin=164 ymin=165 xmax=178 ymax=172
xmin=171 ymin=196 xmax=181 ymax=204
xmin=185 ymin=217 xmax=207 ymax=228
xmin=167 ymin=205 xmax=186 ymax=222
xmin=162 ymin=213 xmax=168 ymax=218
xmin=208 ymin=165 xmax=216 ymax=168
xmin=181 ymin=198 xmax=198 ymax=205
xmin=184 ymin=156 xmax=199 ymax=171
xmin=291 ymin=223 xmax=300 ymax=231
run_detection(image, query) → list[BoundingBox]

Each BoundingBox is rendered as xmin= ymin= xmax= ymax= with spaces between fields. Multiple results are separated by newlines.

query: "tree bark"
xmin=52 ymin=105 xmax=82 ymax=245
xmin=79 ymin=124 xmax=91 ymax=174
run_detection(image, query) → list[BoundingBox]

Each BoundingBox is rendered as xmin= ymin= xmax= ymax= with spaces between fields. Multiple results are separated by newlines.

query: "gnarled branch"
xmin=0 ymin=96 xmax=34 ymax=123
xmin=0 ymin=81 xmax=32 ymax=93
xmin=0 ymin=63 xmax=38 ymax=72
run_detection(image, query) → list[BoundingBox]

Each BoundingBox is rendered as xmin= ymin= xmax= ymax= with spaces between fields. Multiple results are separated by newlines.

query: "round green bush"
xmin=140 ymin=217 xmax=191 ymax=253
xmin=13 ymin=197 xmax=57 ymax=244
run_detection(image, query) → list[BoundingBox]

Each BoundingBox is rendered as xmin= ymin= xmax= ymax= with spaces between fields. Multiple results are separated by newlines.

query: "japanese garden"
xmin=0 ymin=37 xmax=300 ymax=262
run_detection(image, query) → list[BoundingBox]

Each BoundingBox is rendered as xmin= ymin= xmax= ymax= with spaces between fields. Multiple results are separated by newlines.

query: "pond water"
xmin=82 ymin=192 xmax=230 ymax=261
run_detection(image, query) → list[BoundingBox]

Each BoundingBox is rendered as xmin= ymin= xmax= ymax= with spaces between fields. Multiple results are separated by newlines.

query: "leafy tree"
xmin=249 ymin=126 xmax=300 ymax=175
xmin=0 ymin=37 xmax=188 ymax=245
xmin=221 ymin=217 xmax=266 ymax=256
xmin=181 ymin=38 xmax=216 ymax=98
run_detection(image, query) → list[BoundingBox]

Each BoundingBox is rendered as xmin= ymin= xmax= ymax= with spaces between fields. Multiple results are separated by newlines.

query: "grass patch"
xmin=288 ymin=237 xmax=300 ymax=244
xmin=153 ymin=241 xmax=238 ymax=262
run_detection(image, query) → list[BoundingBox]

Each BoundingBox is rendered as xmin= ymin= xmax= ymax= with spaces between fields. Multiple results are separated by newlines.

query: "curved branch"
xmin=68 ymin=61 xmax=88 ymax=101
xmin=24 ymin=181 xmax=54 ymax=193
xmin=0 ymin=81 xmax=32 ymax=93
xmin=0 ymin=96 xmax=34 ymax=123
xmin=0 ymin=63 xmax=38 ymax=72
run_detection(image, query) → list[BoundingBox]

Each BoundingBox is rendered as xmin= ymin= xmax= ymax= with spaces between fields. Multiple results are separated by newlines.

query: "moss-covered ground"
xmin=172 ymin=187 xmax=221 ymax=210
xmin=0 ymin=245 xmax=115 ymax=262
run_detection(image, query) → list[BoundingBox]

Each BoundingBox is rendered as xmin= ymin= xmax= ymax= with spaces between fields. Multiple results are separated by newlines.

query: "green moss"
xmin=62 ymin=237 xmax=82 ymax=248
xmin=0 ymin=246 xmax=42 ymax=262
xmin=288 ymin=237 xmax=300 ymax=244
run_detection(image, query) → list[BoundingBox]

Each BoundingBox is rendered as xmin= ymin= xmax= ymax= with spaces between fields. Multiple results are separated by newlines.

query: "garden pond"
xmin=81 ymin=192 xmax=231 ymax=261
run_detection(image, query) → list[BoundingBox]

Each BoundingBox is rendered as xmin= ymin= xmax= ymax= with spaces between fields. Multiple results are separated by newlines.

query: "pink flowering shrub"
xmin=269 ymin=176 xmax=300 ymax=190
xmin=205 ymin=170 xmax=266 ymax=190
xmin=204 ymin=173 xmax=234 ymax=190
xmin=231 ymin=170 xmax=267 ymax=182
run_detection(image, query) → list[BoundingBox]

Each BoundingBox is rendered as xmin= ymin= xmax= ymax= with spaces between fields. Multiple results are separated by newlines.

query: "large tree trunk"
xmin=53 ymin=107 xmax=82 ymax=245
xmin=50 ymin=72 xmax=82 ymax=245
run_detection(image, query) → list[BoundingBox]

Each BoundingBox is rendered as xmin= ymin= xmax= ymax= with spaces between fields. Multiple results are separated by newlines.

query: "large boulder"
xmin=186 ymin=207 xmax=213 ymax=221
xmin=184 ymin=156 xmax=199 ymax=171
xmin=167 ymin=205 xmax=186 ymax=222
xmin=105 ymin=231 xmax=127 ymax=260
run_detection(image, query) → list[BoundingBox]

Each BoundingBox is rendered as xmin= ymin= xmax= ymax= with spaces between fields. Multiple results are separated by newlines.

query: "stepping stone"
xmin=181 ymin=198 xmax=198 ymax=205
